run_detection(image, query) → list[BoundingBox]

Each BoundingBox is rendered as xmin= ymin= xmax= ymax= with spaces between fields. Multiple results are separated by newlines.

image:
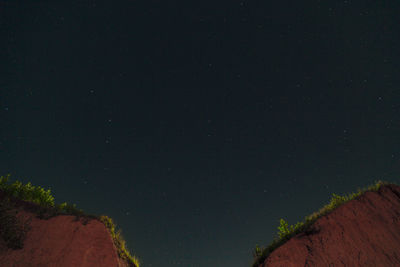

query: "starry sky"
xmin=1 ymin=1 xmax=400 ymax=266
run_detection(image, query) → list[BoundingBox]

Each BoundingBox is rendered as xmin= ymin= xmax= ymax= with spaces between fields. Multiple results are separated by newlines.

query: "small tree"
xmin=277 ymin=218 xmax=290 ymax=239
xmin=252 ymin=244 xmax=263 ymax=258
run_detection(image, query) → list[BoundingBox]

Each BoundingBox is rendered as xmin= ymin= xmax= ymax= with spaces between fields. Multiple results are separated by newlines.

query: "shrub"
xmin=252 ymin=244 xmax=264 ymax=258
xmin=0 ymin=197 xmax=31 ymax=249
xmin=277 ymin=219 xmax=290 ymax=239
xmin=0 ymin=174 xmax=54 ymax=207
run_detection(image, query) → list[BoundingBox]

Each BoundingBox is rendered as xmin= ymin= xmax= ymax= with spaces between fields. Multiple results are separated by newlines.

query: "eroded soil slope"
xmin=0 ymin=207 xmax=129 ymax=267
xmin=261 ymin=184 xmax=400 ymax=267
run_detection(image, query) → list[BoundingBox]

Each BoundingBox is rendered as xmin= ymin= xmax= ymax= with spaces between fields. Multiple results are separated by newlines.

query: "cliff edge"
xmin=0 ymin=209 xmax=129 ymax=267
xmin=0 ymin=174 xmax=139 ymax=267
xmin=259 ymin=184 xmax=400 ymax=267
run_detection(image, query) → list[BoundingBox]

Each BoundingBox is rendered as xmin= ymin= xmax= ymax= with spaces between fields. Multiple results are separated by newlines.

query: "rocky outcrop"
xmin=0 ymin=193 xmax=130 ymax=267
xmin=260 ymin=184 xmax=400 ymax=267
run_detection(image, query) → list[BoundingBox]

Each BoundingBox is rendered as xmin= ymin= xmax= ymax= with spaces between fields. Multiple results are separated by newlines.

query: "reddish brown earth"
xmin=0 ymin=194 xmax=130 ymax=267
xmin=260 ymin=184 xmax=400 ymax=267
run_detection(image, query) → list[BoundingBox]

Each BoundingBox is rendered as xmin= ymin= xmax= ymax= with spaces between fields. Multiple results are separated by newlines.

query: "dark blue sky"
xmin=1 ymin=1 xmax=400 ymax=266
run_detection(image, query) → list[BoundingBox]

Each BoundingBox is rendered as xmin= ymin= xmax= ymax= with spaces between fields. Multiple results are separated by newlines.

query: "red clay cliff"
xmin=0 ymin=192 xmax=130 ymax=267
xmin=260 ymin=184 xmax=400 ymax=267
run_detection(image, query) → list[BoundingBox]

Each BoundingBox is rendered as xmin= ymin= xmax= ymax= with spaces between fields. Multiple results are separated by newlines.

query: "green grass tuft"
xmin=251 ymin=180 xmax=395 ymax=267
xmin=0 ymin=174 xmax=140 ymax=266
xmin=99 ymin=215 xmax=140 ymax=267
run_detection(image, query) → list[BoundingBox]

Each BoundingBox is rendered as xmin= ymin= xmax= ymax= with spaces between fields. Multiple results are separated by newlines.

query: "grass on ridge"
xmin=251 ymin=180 xmax=395 ymax=267
xmin=100 ymin=215 xmax=141 ymax=267
xmin=0 ymin=174 xmax=140 ymax=267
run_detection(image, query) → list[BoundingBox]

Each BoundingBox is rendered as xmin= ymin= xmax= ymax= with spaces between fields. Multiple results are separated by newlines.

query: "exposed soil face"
xmin=0 ymin=199 xmax=129 ymax=267
xmin=260 ymin=184 xmax=400 ymax=267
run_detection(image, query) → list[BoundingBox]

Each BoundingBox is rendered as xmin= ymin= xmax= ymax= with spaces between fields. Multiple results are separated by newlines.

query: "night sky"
xmin=1 ymin=1 xmax=400 ymax=266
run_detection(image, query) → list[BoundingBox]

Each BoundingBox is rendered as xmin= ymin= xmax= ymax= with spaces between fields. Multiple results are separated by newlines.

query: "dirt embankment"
xmin=260 ymin=184 xmax=400 ymax=267
xmin=0 ymin=195 xmax=129 ymax=267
